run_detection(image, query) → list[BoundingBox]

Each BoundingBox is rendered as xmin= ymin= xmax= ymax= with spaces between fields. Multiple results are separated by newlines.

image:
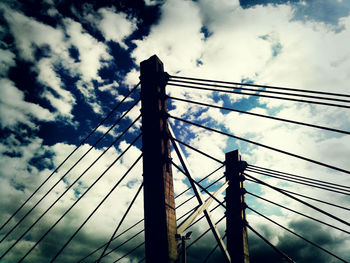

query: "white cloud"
xmin=0 ymin=78 xmax=54 ymax=128
xmin=64 ymin=18 xmax=112 ymax=83
xmin=3 ymin=7 xmax=68 ymax=62
xmin=0 ymin=49 xmax=16 ymax=77
xmin=35 ymin=58 xmax=76 ymax=118
xmin=131 ymin=0 xmax=204 ymax=73
xmin=98 ymin=80 xmax=119 ymax=96
xmin=97 ymin=7 xmax=137 ymax=49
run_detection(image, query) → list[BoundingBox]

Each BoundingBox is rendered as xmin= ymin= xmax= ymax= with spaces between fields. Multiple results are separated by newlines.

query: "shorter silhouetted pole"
xmin=225 ymin=150 xmax=249 ymax=263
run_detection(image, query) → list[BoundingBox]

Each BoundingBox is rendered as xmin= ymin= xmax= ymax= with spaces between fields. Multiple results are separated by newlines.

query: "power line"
xmin=0 ymin=117 xmax=141 ymax=260
xmin=246 ymin=224 xmax=295 ymax=263
xmin=169 ymin=75 xmax=350 ymax=98
xmin=96 ymin=183 xmax=144 ymax=262
xmin=0 ymin=98 xmax=141 ymax=245
xmin=168 ymin=79 xmax=350 ymax=104
xmin=246 ymin=178 xmax=350 ymax=212
xmin=169 ymin=115 xmax=350 ymax=175
xmin=167 ymin=82 xmax=350 ymax=109
xmin=244 ymin=173 xmax=350 ymax=227
xmin=168 ymin=96 xmax=350 ymax=135
xmin=18 ymin=136 xmax=142 ymax=263
xmin=0 ymin=83 xmax=140 ymax=233
xmin=246 ymin=191 xmax=350 ymax=235
xmin=248 ymin=206 xmax=348 ymax=263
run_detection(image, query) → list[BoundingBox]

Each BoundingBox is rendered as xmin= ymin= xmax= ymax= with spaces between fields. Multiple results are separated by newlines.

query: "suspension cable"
xmin=169 ymin=75 xmax=350 ymax=98
xmin=175 ymin=164 xmax=224 ymax=199
xmin=167 ymin=82 xmax=350 ymax=109
xmin=246 ymin=178 xmax=350 ymax=212
xmin=168 ymin=96 xmax=350 ymax=135
xmin=171 ymin=137 xmax=224 ymax=164
xmin=184 ymin=202 xmax=225 ymax=233
xmin=96 ymin=183 xmax=144 ymax=262
xmin=247 ymin=165 xmax=350 ymax=190
xmin=113 ymin=242 xmax=145 ymax=263
xmin=0 ymin=98 xmax=141 ymax=245
xmin=0 ymin=117 xmax=141 ymax=260
xmin=246 ymin=224 xmax=295 ymax=263
xmin=95 ymin=229 xmax=144 ymax=262
xmin=173 ymin=161 xmax=226 ymax=209
xmin=18 ymin=136 xmax=142 ymax=263
xmin=76 ymin=219 xmax=144 ymax=263
xmin=168 ymin=79 xmax=350 ymax=104
xmin=248 ymin=206 xmax=348 ymax=263
xmin=244 ymin=173 xmax=350 ymax=227
xmin=77 ymin=165 xmax=224 ymax=262
xmin=176 ymin=174 xmax=225 ymax=210
xmin=186 ymin=215 xmax=226 ymax=250
xmin=246 ymin=168 xmax=350 ymax=195
xmin=169 ymin=115 xmax=350 ymax=175
xmin=246 ymin=191 xmax=350 ymax=235
xmin=201 ymin=234 xmax=226 ymax=263
xmin=0 ymin=83 xmax=140 ymax=233
xmin=95 ymin=201 xmax=224 ymax=262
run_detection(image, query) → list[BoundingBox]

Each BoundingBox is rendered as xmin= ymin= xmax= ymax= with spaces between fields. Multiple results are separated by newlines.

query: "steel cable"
xmin=169 ymin=75 xmax=350 ymax=98
xmin=0 ymin=98 xmax=141 ymax=244
xmin=248 ymin=206 xmax=348 ymax=263
xmin=168 ymin=96 xmax=350 ymax=135
xmin=18 ymin=136 xmax=142 ymax=263
xmin=0 ymin=116 xmax=141 ymax=260
xmin=244 ymin=173 xmax=350 ymax=227
xmin=167 ymin=82 xmax=350 ymax=109
xmin=0 ymin=83 xmax=140 ymax=233
xmin=169 ymin=115 xmax=350 ymax=176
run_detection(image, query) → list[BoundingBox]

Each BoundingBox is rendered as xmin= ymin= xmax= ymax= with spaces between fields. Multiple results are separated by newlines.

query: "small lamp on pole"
xmin=175 ymin=231 xmax=192 ymax=263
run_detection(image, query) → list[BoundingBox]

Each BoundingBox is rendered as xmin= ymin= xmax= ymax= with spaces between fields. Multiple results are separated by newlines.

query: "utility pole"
xmin=225 ymin=150 xmax=250 ymax=263
xmin=140 ymin=55 xmax=178 ymax=263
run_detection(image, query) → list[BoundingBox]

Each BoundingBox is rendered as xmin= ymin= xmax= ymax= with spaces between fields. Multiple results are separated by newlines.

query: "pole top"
xmin=140 ymin=55 xmax=164 ymax=76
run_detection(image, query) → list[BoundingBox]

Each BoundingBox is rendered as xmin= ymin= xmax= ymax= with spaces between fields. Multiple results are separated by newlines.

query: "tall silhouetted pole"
xmin=140 ymin=55 xmax=178 ymax=263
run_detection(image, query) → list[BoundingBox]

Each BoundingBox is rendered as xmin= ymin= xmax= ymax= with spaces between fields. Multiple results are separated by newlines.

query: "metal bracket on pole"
xmin=177 ymin=181 xmax=228 ymax=234
xmin=168 ymin=124 xmax=231 ymax=263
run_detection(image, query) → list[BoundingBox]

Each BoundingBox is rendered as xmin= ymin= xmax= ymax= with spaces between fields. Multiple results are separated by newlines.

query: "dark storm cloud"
xmin=248 ymin=218 xmax=350 ymax=263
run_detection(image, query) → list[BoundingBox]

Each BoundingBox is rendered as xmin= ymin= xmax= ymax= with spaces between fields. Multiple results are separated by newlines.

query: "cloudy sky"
xmin=0 ymin=0 xmax=350 ymax=262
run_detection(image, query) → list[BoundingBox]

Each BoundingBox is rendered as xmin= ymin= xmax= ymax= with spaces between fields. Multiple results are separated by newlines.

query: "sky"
xmin=0 ymin=0 xmax=350 ymax=262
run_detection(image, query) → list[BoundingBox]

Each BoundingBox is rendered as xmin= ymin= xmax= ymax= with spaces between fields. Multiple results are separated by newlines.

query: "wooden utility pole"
xmin=225 ymin=150 xmax=250 ymax=263
xmin=140 ymin=55 xmax=178 ymax=263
